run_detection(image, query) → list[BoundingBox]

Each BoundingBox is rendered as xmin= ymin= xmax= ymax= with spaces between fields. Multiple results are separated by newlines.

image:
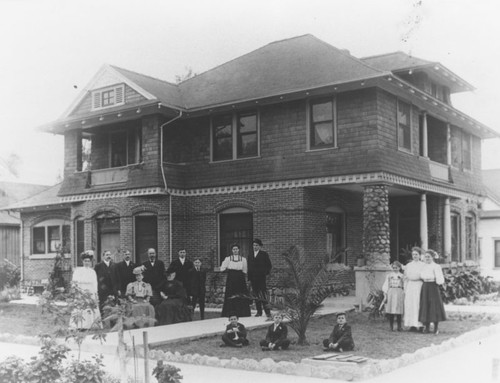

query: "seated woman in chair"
xmin=125 ymin=268 xmax=156 ymax=328
xmin=156 ymin=271 xmax=193 ymax=325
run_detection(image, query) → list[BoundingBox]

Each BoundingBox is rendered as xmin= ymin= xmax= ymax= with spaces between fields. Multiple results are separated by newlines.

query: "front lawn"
xmin=154 ymin=311 xmax=500 ymax=362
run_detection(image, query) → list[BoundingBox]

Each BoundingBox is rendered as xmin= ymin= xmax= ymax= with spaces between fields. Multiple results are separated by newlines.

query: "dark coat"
xmin=188 ymin=267 xmax=206 ymax=297
xmin=328 ymin=324 xmax=354 ymax=348
xmin=114 ymin=260 xmax=136 ymax=295
xmin=224 ymin=322 xmax=247 ymax=341
xmin=167 ymin=258 xmax=194 ymax=291
xmin=247 ymin=250 xmax=272 ymax=281
xmin=264 ymin=322 xmax=288 ymax=344
xmin=94 ymin=261 xmax=115 ymax=298
xmin=141 ymin=259 xmax=166 ymax=291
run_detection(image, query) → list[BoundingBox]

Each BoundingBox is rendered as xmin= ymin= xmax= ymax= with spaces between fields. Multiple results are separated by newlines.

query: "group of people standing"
xmin=69 ymin=238 xmax=273 ymax=330
xmin=382 ymin=247 xmax=447 ymax=334
xmin=70 ymin=247 xmax=206 ymax=329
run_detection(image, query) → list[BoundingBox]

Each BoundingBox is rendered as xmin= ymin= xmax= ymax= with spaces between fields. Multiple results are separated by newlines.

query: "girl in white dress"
xmin=382 ymin=261 xmax=405 ymax=331
xmin=70 ymin=251 xmax=101 ymax=329
xmin=403 ymin=247 xmax=424 ymax=331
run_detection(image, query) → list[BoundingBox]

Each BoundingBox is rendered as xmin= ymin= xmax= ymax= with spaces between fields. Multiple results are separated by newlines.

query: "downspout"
xmin=159 ymin=110 xmax=183 ymax=263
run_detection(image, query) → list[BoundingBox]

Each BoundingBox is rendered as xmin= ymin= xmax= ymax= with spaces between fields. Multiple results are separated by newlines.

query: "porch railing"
xmin=429 ymin=161 xmax=450 ymax=182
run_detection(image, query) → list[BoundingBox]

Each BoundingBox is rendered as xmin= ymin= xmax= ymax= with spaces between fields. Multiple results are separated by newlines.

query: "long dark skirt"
xmin=156 ymin=298 xmax=192 ymax=325
xmin=221 ymin=269 xmax=251 ymax=318
xmin=419 ymin=282 xmax=446 ymax=323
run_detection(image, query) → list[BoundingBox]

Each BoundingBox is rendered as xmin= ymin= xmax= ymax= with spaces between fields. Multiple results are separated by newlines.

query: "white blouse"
xmin=72 ymin=267 xmax=98 ymax=294
xmin=420 ymin=262 xmax=445 ymax=285
xmin=404 ymin=261 xmax=424 ymax=281
xmin=220 ymin=256 xmax=248 ymax=274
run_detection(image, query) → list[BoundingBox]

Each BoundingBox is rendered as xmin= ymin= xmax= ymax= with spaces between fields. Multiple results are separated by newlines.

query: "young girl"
xmin=382 ymin=261 xmax=405 ymax=331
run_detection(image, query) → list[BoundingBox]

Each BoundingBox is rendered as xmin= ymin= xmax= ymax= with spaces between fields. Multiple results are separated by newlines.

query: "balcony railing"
xmin=91 ymin=166 xmax=128 ymax=186
xmin=429 ymin=161 xmax=450 ymax=182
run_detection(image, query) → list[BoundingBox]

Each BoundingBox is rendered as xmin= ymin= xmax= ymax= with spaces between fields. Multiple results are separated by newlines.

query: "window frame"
xmin=217 ymin=207 xmax=253 ymax=267
xmin=108 ymin=128 xmax=142 ymax=168
xmin=397 ymin=99 xmax=412 ymax=152
xmin=307 ymin=97 xmax=337 ymax=151
xmin=494 ymin=239 xmax=500 ymax=268
xmin=91 ymin=84 xmax=125 ymax=111
xmin=462 ymin=132 xmax=472 ymax=171
xmin=31 ymin=219 xmax=71 ymax=259
xmin=210 ymin=110 xmax=260 ymax=162
xmin=450 ymin=212 xmax=461 ymax=262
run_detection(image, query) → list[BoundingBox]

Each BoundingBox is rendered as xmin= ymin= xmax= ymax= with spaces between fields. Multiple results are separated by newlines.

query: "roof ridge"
xmin=361 ymin=51 xmax=407 ymax=60
xmin=110 ymin=65 xmax=178 ymax=87
xmin=9 ymin=182 xmax=61 ymax=206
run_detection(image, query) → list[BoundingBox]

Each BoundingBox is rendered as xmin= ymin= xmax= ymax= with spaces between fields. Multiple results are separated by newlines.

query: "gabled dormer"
xmin=362 ymin=52 xmax=474 ymax=106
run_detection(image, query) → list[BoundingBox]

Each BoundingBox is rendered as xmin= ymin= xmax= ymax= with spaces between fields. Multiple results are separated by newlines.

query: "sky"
xmin=0 ymin=0 xmax=499 ymax=185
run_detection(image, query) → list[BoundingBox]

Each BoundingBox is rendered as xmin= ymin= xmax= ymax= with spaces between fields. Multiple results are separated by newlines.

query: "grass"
xmin=154 ymin=311 xmax=500 ymax=362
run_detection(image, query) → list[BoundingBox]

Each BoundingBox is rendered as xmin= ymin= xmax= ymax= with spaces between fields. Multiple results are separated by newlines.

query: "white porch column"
xmin=443 ymin=197 xmax=452 ymax=259
xmin=420 ymin=193 xmax=428 ymax=250
xmin=422 ymin=112 xmax=428 ymax=158
xmin=446 ymin=123 xmax=452 ymax=165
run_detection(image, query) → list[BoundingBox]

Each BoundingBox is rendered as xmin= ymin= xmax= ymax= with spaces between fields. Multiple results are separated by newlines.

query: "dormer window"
xmin=92 ymin=84 xmax=125 ymax=110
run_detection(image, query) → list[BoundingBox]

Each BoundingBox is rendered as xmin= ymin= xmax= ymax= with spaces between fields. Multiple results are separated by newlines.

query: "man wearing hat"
xmin=248 ymin=238 xmax=272 ymax=318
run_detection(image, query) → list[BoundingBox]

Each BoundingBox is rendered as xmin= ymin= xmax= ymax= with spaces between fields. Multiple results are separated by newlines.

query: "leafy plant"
xmin=365 ymin=289 xmax=385 ymax=319
xmin=440 ymin=269 xmax=498 ymax=303
xmin=152 ymin=360 xmax=183 ymax=383
xmin=274 ymin=245 xmax=350 ymax=345
xmin=63 ymin=355 xmax=106 ymax=383
xmin=0 ymin=259 xmax=20 ymax=290
xmin=0 ymin=355 xmax=26 ymax=383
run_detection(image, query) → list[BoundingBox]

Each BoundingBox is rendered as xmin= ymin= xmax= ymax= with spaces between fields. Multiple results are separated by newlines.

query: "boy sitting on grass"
xmin=221 ymin=313 xmax=249 ymax=347
xmin=322 ymin=312 xmax=355 ymax=352
xmin=260 ymin=312 xmax=291 ymax=351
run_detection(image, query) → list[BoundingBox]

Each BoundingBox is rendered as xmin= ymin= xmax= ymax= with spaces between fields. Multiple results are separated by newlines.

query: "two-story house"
xmin=7 ymin=35 xmax=498 ymax=296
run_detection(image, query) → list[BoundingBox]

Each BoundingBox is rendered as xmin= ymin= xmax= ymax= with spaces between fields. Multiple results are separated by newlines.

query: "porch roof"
xmin=1 ymin=183 xmax=69 ymax=212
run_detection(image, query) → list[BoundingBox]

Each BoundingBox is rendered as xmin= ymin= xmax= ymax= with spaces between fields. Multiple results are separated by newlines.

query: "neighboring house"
xmin=4 ymin=35 xmax=499 ymax=294
xmin=0 ymin=181 xmax=49 ymax=266
xmin=479 ymin=169 xmax=500 ymax=281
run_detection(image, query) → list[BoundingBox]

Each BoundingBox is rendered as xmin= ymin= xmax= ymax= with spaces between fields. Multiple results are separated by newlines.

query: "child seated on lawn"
xmin=322 ymin=312 xmax=355 ymax=352
xmin=221 ymin=313 xmax=249 ymax=347
xmin=260 ymin=312 xmax=291 ymax=351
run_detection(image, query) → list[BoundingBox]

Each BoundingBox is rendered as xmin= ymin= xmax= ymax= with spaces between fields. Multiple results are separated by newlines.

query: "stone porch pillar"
xmin=420 ymin=193 xmax=428 ymax=250
xmin=355 ymin=184 xmax=391 ymax=305
xmin=443 ymin=197 xmax=452 ymax=260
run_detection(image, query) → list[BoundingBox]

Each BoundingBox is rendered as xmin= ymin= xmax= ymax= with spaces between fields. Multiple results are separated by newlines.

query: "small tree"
xmin=276 ymin=245 xmax=349 ymax=345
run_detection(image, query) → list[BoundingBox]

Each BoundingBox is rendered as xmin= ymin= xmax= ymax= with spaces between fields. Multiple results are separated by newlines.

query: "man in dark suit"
xmin=141 ymin=248 xmax=165 ymax=307
xmin=94 ymin=249 xmax=116 ymax=314
xmin=260 ymin=312 xmax=291 ymax=350
xmin=248 ymin=238 xmax=272 ymax=318
xmin=113 ymin=249 xmax=135 ymax=297
xmin=166 ymin=249 xmax=194 ymax=296
xmin=188 ymin=258 xmax=206 ymax=319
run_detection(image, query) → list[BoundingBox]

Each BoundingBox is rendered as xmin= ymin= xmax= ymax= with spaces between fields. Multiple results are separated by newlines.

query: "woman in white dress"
xmin=70 ymin=251 xmax=101 ymax=329
xmin=403 ymin=247 xmax=424 ymax=331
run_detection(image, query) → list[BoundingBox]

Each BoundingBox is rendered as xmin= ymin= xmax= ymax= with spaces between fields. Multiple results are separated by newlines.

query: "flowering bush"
xmin=152 ymin=360 xmax=183 ymax=383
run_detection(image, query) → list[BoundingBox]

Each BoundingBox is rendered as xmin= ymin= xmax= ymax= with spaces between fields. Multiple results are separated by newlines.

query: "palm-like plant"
xmin=276 ymin=245 xmax=351 ymax=345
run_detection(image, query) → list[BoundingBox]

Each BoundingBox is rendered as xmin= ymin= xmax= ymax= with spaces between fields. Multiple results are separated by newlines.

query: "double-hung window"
xmin=309 ymin=98 xmax=336 ymax=149
xmin=397 ymin=100 xmax=411 ymax=151
xmin=211 ymin=111 xmax=259 ymax=161
xmin=32 ymin=220 xmax=71 ymax=256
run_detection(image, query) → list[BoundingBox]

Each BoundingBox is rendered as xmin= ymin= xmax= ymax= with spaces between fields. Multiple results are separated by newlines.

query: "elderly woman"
xmin=220 ymin=243 xmax=251 ymax=318
xmin=125 ymin=267 xmax=156 ymax=328
xmin=419 ymin=249 xmax=446 ymax=334
xmin=156 ymin=271 xmax=192 ymax=325
xmin=404 ymin=247 xmax=424 ymax=331
xmin=70 ymin=251 xmax=101 ymax=329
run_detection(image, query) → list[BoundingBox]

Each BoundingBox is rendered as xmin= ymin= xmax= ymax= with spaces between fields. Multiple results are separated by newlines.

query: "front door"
xmin=135 ymin=215 xmax=158 ymax=264
xmin=97 ymin=217 xmax=120 ymax=262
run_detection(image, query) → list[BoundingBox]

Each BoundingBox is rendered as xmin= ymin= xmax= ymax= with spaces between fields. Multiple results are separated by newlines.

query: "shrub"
xmin=0 ymin=355 xmax=26 ymax=383
xmin=365 ymin=289 xmax=385 ymax=319
xmin=152 ymin=360 xmax=183 ymax=383
xmin=440 ymin=269 xmax=497 ymax=303
xmin=0 ymin=260 xmax=20 ymax=290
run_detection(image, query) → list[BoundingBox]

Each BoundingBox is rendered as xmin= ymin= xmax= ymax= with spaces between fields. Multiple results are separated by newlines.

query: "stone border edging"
xmin=145 ymin=320 xmax=500 ymax=381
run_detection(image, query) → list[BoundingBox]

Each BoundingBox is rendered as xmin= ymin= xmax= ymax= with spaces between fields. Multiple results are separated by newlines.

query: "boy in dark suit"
xmin=166 ymin=249 xmax=194 ymax=295
xmin=248 ymin=238 xmax=272 ymax=318
xmin=260 ymin=312 xmax=291 ymax=351
xmin=221 ymin=314 xmax=249 ymax=347
xmin=188 ymin=258 xmax=206 ymax=320
xmin=114 ymin=249 xmax=135 ymax=297
xmin=323 ymin=312 xmax=355 ymax=352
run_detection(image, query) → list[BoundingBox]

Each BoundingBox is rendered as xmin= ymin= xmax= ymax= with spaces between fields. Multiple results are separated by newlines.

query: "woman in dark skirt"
xmin=156 ymin=271 xmax=192 ymax=325
xmin=220 ymin=244 xmax=251 ymax=318
xmin=419 ymin=249 xmax=446 ymax=334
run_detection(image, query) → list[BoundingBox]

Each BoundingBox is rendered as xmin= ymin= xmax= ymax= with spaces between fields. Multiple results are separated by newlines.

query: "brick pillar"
xmin=362 ymin=184 xmax=390 ymax=267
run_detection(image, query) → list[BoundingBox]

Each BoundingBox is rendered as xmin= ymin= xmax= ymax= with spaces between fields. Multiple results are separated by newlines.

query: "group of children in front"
xmin=382 ymin=247 xmax=447 ymax=334
xmin=221 ymin=312 xmax=355 ymax=353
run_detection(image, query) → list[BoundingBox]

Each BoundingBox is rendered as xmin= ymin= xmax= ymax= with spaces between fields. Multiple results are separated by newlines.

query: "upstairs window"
xmin=109 ymin=128 xmax=142 ymax=168
xmin=397 ymin=100 xmax=411 ymax=151
xmin=462 ymin=132 xmax=472 ymax=170
xmin=92 ymin=84 xmax=125 ymax=110
xmin=211 ymin=111 xmax=259 ymax=162
xmin=451 ymin=127 xmax=472 ymax=171
xmin=309 ymin=98 xmax=336 ymax=149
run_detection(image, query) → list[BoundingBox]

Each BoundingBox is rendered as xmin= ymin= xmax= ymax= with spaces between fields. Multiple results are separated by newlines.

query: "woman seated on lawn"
xmin=260 ymin=312 xmax=290 ymax=351
xmin=124 ymin=268 xmax=156 ymax=328
xmin=156 ymin=271 xmax=192 ymax=325
xmin=322 ymin=312 xmax=354 ymax=352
